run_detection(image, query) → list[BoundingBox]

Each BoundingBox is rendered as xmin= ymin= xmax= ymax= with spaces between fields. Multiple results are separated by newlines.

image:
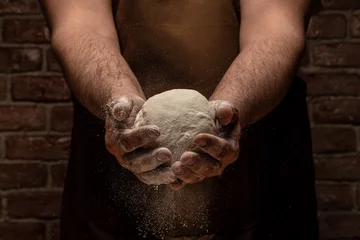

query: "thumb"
xmin=210 ymin=100 xmax=236 ymax=126
xmin=110 ymin=97 xmax=133 ymax=122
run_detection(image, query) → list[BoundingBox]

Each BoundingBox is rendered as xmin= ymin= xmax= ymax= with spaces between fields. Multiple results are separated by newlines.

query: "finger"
xmin=111 ymin=97 xmax=134 ymax=121
xmin=180 ymin=152 xmax=221 ymax=177
xmin=194 ymin=133 xmax=237 ymax=161
xmin=124 ymin=147 xmax=172 ymax=173
xmin=169 ymin=179 xmax=187 ymax=191
xmin=105 ymin=118 xmax=121 ymax=153
xmin=137 ymin=167 xmax=176 ymax=185
xmin=171 ymin=161 xmax=204 ymax=184
xmin=119 ymin=125 xmax=160 ymax=152
xmin=210 ymin=100 xmax=236 ymax=126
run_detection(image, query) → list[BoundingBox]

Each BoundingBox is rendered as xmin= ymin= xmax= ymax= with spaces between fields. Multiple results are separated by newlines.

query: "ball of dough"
xmin=134 ymin=89 xmax=216 ymax=165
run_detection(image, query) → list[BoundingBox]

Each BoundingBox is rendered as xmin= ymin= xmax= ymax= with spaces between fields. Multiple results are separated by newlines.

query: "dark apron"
xmin=60 ymin=0 xmax=318 ymax=239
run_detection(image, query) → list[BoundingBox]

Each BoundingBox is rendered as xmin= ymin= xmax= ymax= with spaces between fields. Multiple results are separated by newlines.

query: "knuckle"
xmin=120 ymin=138 xmax=133 ymax=152
xmin=215 ymin=145 xmax=229 ymax=160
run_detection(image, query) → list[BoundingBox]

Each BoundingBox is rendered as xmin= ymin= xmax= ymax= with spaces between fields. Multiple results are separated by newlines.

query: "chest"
xmin=113 ymin=0 xmax=240 ymax=26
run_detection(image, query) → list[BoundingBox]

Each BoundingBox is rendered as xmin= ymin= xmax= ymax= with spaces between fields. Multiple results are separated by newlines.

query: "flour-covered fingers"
xmin=123 ymin=147 xmax=172 ymax=173
xmin=109 ymin=97 xmax=134 ymax=121
xmin=169 ymin=179 xmax=187 ymax=191
xmin=194 ymin=133 xmax=237 ymax=162
xmin=171 ymin=161 xmax=204 ymax=184
xmin=104 ymin=118 xmax=121 ymax=155
xmin=136 ymin=167 xmax=176 ymax=185
xmin=180 ymin=152 xmax=221 ymax=177
xmin=119 ymin=125 xmax=160 ymax=152
xmin=210 ymin=100 xmax=236 ymax=126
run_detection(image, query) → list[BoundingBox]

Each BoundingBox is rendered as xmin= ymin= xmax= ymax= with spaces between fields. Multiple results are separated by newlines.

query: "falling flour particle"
xmin=121 ymin=89 xmax=218 ymax=238
xmin=134 ymin=89 xmax=216 ymax=164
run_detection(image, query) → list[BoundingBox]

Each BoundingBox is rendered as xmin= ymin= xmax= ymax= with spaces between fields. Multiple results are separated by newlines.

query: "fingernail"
xmin=174 ymin=167 xmax=184 ymax=175
xmin=196 ymin=139 xmax=207 ymax=147
xmin=181 ymin=158 xmax=193 ymax=166
xmin=148 ymin=129 xmax=160 ymax=139
xmin=112 ymin=105 xmax=126 ymax=120
xmin=157 ymin=153 xmax=170 ymax=162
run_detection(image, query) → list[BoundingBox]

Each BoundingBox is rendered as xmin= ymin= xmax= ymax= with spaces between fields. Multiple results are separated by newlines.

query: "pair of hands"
xmin=105 ymin=95 xmax=241 ymax=190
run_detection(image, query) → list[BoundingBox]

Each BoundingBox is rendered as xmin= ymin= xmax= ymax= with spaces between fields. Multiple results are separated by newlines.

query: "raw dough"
xmin=134 ymin=89 xmax=216 ymax=165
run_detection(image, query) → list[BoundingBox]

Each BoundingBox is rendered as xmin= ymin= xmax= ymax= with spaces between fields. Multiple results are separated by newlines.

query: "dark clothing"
xmin=60 ymin=0 xmax=319 ymax=239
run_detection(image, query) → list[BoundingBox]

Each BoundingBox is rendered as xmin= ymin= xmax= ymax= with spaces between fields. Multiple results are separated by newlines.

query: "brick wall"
xmin=0 ymin=0 xmax=359 ymax=239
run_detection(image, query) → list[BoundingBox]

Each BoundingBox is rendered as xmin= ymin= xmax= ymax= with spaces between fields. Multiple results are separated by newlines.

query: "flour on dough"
xmin=134 ymin=89 xmax=216 ymax=165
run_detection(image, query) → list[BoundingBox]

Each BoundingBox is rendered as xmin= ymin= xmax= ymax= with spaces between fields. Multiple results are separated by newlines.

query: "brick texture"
xmin=0 ymin=1 xmax=359 ymax=240
xmin=316 ymin=183 xmax=356 ymax=210
xmin=313 ymin=99 xmax=360 ymax=124
xmin=319 ymin=213 xmax=360 ymax=239
xmin=50 ymin=105 xmax=73 ymax=132
xmin=7 ymin=191 xmax=62 ymax=219
xmin=12 ymin=76 xmax=71 ymax=102
xmin=304 ymin=72 xmax=360 ymax=96
xmin=5 ymin=135 xmax=70 ymax=160
xmin=50 ymin=162 xmax=67 ymax=187
xmin=0 ymin=48 xmax=42 ymax=72
xmin=46 ymin=49 xmax=62 ymax=72
xmin=3 ymin=19 xmax=49 ymax=43
xmin=49 ymin=221 xmax=60 ymax=240
xmin=0 ymin=222 xmax=45 ymax=240
xmin=315 ymin=155 xmax=360 ymax=181
xmin=313 ymin=43 xmax=360 ymax=67
xmin=0 ymin=163 xmax=47 ymax=189
xmin=311 ymin=127 xmax=357 ymax=153
xmin=0 ymin=76 xmax=6 ymax=100
xmin=307 ymin=14 xmax=347 ymax=39
xmin=0 ymin=105 xmax=46 ymax=131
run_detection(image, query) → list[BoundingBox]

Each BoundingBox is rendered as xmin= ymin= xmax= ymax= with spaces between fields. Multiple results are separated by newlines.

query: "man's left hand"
xmin=170 ymin=100 xmax=241 ymax=190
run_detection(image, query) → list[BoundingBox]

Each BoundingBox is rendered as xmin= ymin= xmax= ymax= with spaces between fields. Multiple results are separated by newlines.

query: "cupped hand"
xmin=170 ymin=100 xmax=241 ymax=190
xmin=105 ymin=96 xmax=176 ymax=185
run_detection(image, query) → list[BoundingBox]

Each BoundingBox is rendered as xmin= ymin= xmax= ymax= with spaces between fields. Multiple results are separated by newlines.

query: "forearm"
xmin=211 ymin=32 xmax=304 ymax=127
xmin=51 ymin=29 xmax=145 ymax=118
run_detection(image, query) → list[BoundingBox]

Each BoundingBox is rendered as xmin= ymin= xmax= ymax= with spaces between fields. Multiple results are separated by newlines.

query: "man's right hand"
xmin=105 ymin=96 xmax=176 ymax=185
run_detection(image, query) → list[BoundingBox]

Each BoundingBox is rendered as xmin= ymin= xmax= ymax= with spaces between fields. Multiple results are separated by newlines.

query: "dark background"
xmin=0 ymin=0 xmax=359 ymax=239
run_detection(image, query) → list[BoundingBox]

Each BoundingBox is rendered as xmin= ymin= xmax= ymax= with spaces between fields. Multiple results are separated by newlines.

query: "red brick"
xmin=0 ymin=76 xmax=6 ymax=100
xmin=51 ymin=106 xmax=73 ymax=132
xmin=0 ymin=48 xmax=42 ymax=72
xmin=0 ymin=198 xmax=2 ymax=218
xmin=0 ymin=106 xmax=46 ymax=131
xmin=51 ymin=162 xmax=67 ymax=187
xmin=307 ymin=14 xmax=346 ymax=39
xmin=319 ymin=213 xmax=360 ymax=239
xmin=312 ymin=43 xmax=360 ymax=67
xmin=315 ymin=155 xmax=360 ymax=181
xmin=46 ymin=49 xmax=62 ymax=72
xmin=49 ymin=221 xmax=60 ymax=240
xmin=12 ymin=76 xmax=71 ymax=102
xmin=7 ymin=190 xmax=62 ymax=219
xmin=316 ymin=183 xmax=355 ymax=211
xmin=5 ymin=135 xmax=70 ymax=160
xmin=0 ymin=0 xmax=40 ymax=14
xmin=0 ymin=163 xmax=47 ymax=190
xmin=322 ymin=0 xmax=360 ymax=9
xmin=351 ymin=14 xmax=360 ymax=37
xmin=0 ymin=222 xmax=45 ymax=240
xmin=3 ymin=19 xmax=49 ymax=43
xmin=311 ymin=127 xmax=357 ymax=153
xmin=313 ymin=98 xmax=360 ymax=124
xmin=304 ymin=72 xmax=360 ymax=96
xmin=300 ymin=46 xmax=310 ymax=67
xmin=357 ymin=185 xmax=360 ymax=210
